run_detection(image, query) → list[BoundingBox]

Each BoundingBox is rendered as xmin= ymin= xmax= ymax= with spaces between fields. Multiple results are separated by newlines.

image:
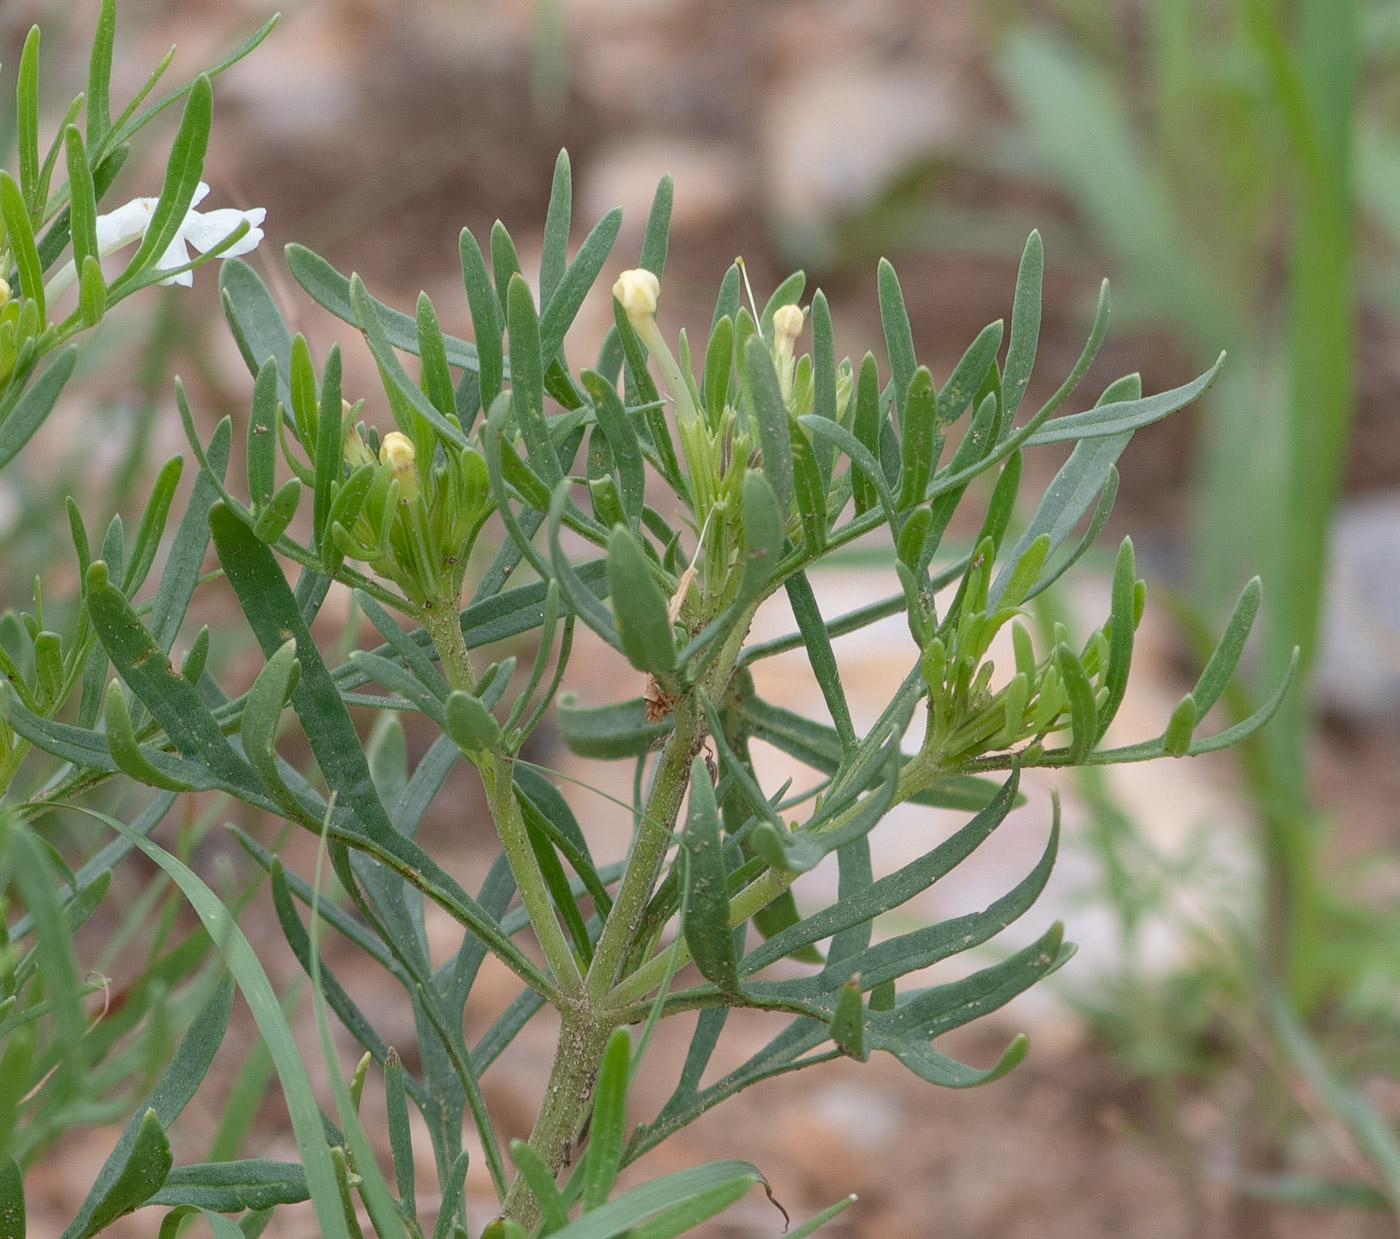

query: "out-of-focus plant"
xmin=986 ymin=0 xmax=1400 ymax=1223
xmin=0 ymin=0 xmax=280 ymax=1229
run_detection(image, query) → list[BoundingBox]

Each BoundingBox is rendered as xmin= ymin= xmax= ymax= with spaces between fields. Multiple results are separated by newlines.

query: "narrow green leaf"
xmin=582 ymin=371 xmax=644 ymax=526
xmin=541 ymin=210 xmax=621 ymax=364
xmin=87 ymin=561 xmax=263 ymax=796
xmin=415 ymin=292 xmax=455 ymax=417
xmin=254 ymin=476 xmax=301 ymax=543
xmin=150 ymin=1161 xmax=309 ymax=1212
xmin=640 ymin=174 xmax=673 ymax=278
xmin=938 ymin=319 xmax=1003 ymax=426
xmin=507 ymin=274 xmax=561 ymax=485
xmin=850 ymin=352 xmax=881 ymax=514
xmin=64 ymin=127 xmax=100 ymax=272
xmin=287 ymin=334 xmax=318 ymax=447
xmin=443 ymin=690 xmax=502 ymax=751
xmin=702 ymin=315 xmax=733 ymax=422
xmin=547 ymin=1163 xmax=764 ymax=1239
xmin=581 ymin=1027 xmax=632 ymax=1211
xmin=606 ymin=525 xmax=676 ymax=675
xmin=1163 ymin=695 xmax=1196 ymax=756
xmin=286 ymin=245 xmax=478 ymax=370
xmin=247 ymin=359 xmax=279 ymax=508
xmin=491 ymin=219 xmax=524 ymax=315
xmin=990 ymin=373 xmax=1140 ymax=607
xmin=899 ymin=366 xmax=939 ymax=507
xmin=608 ymin=1177 xmax=756 ymax=1239
xmin=802 ymin=416 xmax=898 ymax=531
xmin=508 ymin=1141 xmax=569 ymax=1234
xmin=555 ymin=695 xmax=670 ymax=759
xmin=737 ymin=470 xmax=783 ymax=603
xmin=61 ymin=977 xmax=235 ymax=1239
xmin=460 ymin=228 xmax=504 ymax=407
xmin=219 ymin=260 xmax=295 ymax=407
xmin=1192 ymin=577 xmax=1262 ymax=718
xmin=72 ymin=1111 xmax=172 ymax=1239
xmin=1002 ymin=230 xmax=1043 ymax=425
xmin=86 ymin=0 xmax=117 ymax=147
xmin=785 ymin=572 xmax=853 ymax=751
xmin=431 ymin=1151 xmax=470 ymax=1239
xmin=313 ymin=346 xmax=343 ymax=549
xmin=829 ymin=979 xmax=866 ymax=1060
xmin=348 ymin=274 xmax=468 ymax=450
xmin=790 ymin=428 xmax=827 ymax=551
xmin=1025 ymin=354 xmax=1225 ymax=445
xmin=126 ymin=455 xmax=183 ymax=595
xmin=540 ymin=150 xmax=572 ymax=308
xmin=1055 ymin=644 xmax=1097 ymax=763
xmin=16 ymin=29 xmax=40 ymax=212
xmin=102 ymin=679 xmax=197 ymax=791
xmin=740 ymin=335 xmax=794 ymax=512
xmin=547 ymin=480 xmax=623 ymax=654
xmin=111 ymin=76 xmax=211 ymax=297
xmin=0 ymin=173 xmax=43 ymax=323
xmin=682 ymin=756 xmax=739 ymax=993
xmin=809 ymin=290 xmax=837 ymax=480
xmin=877 ymin=258 xmax=915 ymax=426
xmin=79 ymin=255 xmax=106 ymax=326
xmin=4 ymin=820 xmax=86 ymax=1113
xmin=0 ymin=347 xmax=78 ymax=472
xmin=1095 ymin=537 xmax=1137 ymax=742
xmin=383 ymin=1050 xmax=416 ymax=1220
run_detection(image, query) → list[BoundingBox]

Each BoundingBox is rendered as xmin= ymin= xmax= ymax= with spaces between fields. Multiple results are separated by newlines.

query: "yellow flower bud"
xmin=0 ymin=277 xmax=10 ymax=309
xmin=379 ymin=431 xmax=420 ymax=503
xmin=613 ymin=268 xmax=660 ymax=322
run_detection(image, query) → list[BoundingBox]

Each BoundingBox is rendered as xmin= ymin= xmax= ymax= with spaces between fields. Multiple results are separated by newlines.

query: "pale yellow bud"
xmin=772 ymin=303 xmax=804 ymax=347
xmin=379 ymin=431 xmax=420 ymax=503
xmin=613 ymin=268 xmax=660 ymax=321
xmin=0 ymin=277 xmax=10 ymax=308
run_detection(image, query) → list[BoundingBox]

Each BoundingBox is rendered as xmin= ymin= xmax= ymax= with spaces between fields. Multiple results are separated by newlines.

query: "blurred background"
xmin=5 ymin=0 xmax=1400 ymax=1235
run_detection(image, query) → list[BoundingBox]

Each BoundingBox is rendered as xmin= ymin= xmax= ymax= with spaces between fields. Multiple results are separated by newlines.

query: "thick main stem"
xmin=585 ymin=699 xmax=701 ymax=1000
xmin=500 ymin=1007 xmax=614 ymax=1228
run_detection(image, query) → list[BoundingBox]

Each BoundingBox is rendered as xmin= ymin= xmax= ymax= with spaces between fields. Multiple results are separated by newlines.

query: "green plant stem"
xmin=421 ymin=600 xmax=582 ymax=993
xmin=586 ymin=697 xmax=701 ymax=1000
xmin=481 ymin=749 xmax=583 ymax=993
xmin=421 ymin=597 xmax=476 ymax=694
xmin=500 ymin=1007 xmax=614 ymax=1228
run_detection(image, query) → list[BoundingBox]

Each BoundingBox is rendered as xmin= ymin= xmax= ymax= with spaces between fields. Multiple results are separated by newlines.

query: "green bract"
xmin=1 ymin=124 xmax=1289 ymax=1239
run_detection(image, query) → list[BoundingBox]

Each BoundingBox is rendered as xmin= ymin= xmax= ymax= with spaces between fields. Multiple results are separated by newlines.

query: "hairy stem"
xmin=422 ymin=601 xmax=582 ymax=992
xmin=586 ymin=696 xmax=701 ymax=1001
xmin=500 ymin=1006 xmax=615 ymax=1228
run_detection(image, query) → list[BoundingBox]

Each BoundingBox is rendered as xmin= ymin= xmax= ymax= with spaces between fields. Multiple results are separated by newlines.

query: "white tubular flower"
xmin=46 ymin=182 xmax=266 ymax=298
xmin=611 ymin=267 xmax=699 ymax=424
